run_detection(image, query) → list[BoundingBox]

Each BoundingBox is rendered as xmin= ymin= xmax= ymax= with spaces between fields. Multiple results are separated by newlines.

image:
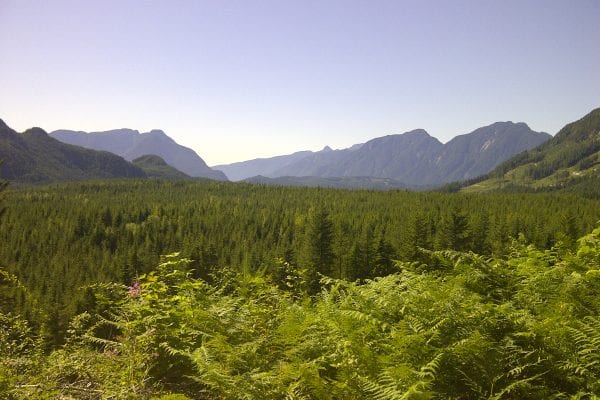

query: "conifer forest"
xmin=1 ymin=179 xmax=600 ymax=399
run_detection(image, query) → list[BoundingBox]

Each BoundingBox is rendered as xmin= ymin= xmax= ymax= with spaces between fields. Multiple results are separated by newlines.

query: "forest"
xmin=1 ymin=178 xmax=600 ymax=399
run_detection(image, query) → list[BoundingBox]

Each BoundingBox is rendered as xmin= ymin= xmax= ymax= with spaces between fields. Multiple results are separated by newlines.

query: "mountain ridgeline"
xmin=215 ymin=122 xmax=551 ymax=186
xmin=51 ymin=128 xmax=227 ymax=181
xmin=462 ymin=107 xmax=600 ymax=196
xmin=0 ymin=119 xmax=147 ymax=183
xmin=214 ymin=150 xmax=314 ymax=181
xmin=8 ymin=109 xmax=600 ymax=191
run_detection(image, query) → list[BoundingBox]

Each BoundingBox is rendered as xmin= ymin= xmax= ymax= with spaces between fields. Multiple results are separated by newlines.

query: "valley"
xmin=3 ymin=1 xmax=599 ymax=397
xmin=1 ymin=108 xmax=600 ymax=399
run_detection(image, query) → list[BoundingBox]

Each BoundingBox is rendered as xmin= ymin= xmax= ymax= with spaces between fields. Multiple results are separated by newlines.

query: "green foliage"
xmin=0 ymin=160 xmax=6 ymax=219
xmin=303 ymin=208 xmax=335 ymax=292
xmin=1 ymin=178 xmax=600 ymax=398
xmin=2 ymin=179 xmax=598 ymax=343
xmin=3 ymin=226 xmax=600 ymax=398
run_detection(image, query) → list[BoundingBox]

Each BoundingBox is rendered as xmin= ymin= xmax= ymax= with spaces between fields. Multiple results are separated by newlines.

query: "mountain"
xmin=308 ymin=130 xmax=444 ymax=183
xmin=226 ymin=123 xmax=548 ymax=187
xmin=0 ymin=119 xmax=146 ymax=183
xmin=243 ymin=175 xmax=409 ymax=190
xmin=213 ymin=150 xmax=314 ymax=181
xmin=425 ymin=122 xmax=551 ymax=184
xmin=462 ymin=107 xmax=600 ymax=194
xmin=132 ymin=155 xmax=190 ymax=180
xmin=50 ymin=129 xmax=227 ymax=181
xmin=270 ymin=144 xmax=364 ymax=178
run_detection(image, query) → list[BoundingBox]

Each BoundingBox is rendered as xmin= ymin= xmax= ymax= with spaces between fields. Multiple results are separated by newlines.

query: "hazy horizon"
xmin=1 ymin=0 xmax=599 ymax=164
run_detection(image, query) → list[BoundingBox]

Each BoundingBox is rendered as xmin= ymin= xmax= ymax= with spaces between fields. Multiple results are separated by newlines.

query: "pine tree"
xmin=346 ymin=242 xmax=364 ymax=281
xmin=403 ymin=213 xmax=431 ymax=260
xmin=346 ymin=227 xmax=377 ymax=281
xmin=373 ymin=235 xmax=397 ymax=277
xmin=471 ymin=212 xmax=491 ymax=253
xmin=303 ymin=208 xmax=335 ymax=293
xmin=436 ymin=209 xmax=471 ymax=251
xmin=0 ymin=160 xmax=7 ymax=219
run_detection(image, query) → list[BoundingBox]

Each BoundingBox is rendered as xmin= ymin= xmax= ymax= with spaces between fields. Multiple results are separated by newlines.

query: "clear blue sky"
xmin=1 ymin=0 xmax=599 ymax=165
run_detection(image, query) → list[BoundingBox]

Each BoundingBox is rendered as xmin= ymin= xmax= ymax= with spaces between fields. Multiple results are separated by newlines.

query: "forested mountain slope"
xmin=51 ymin=128 xmax=227 ymax=180
xmin=132 ymin=155 xmax=190 ymax=180
xmin=463 ymin=107 xmax=600 ymax=193
xmin=0 ymin=119 xmax=146 ymax=183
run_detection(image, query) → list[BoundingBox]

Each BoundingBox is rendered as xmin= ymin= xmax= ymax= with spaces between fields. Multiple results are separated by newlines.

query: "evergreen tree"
xmin=436 ymin=209 xmax=471 ymax=251
xmin=0 ymin=160 xmax=6 ymax=219
xmin=402 ymin=213 xmax=431 ymax=260
xmin=471 ymin=212 xmax=491 ymax=253
xmin=560 ymin=212 xmax=580 ymax=248
xmin=346 ymin=226 xmax=377 ymax=281
xmin=346 ymin=242 xmax=364 ymax=281
xmin=333 ymin=220 xmax=353 ymax=279
xmin=373 ymin=235 xmax=397 ymax=277
xmin=303 ymin=208 xmax=335 ymax=293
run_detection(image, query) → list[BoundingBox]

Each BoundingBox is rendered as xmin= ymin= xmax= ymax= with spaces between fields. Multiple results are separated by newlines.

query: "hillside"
xmin=132 ymin=154 xmax=190 ymax=180
xmin=51 ymin=128 xmax=227 ymax=181
xmin=217 ymin=123 xmax=549 ymax=186
xmin=0 ymin=119 xmax=146 ymax=183
xmin=463 ymin=108 xmax=600 ymax=193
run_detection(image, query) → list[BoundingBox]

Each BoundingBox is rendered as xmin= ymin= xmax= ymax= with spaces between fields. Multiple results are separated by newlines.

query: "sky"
xmin=1 ymin=1 xmax=599 ymax=165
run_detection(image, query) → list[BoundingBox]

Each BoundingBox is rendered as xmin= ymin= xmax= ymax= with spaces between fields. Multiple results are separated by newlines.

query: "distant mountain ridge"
xmin=216 ymin=123 xmax=550 ymax=186
xmin=0 ymin=119 xmax=146 ymax=183
xmin=51 ymin=129 xmax=227 ymax=181
xmin=214 ymin=150 xmax=314 ymax=181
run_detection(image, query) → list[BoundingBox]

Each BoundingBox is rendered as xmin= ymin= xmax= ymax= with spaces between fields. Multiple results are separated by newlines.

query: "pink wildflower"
xmin=128 ymin=281 xmax=141 ymax=297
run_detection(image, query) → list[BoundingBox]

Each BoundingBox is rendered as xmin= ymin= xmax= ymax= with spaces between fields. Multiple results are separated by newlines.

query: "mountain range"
xmin=215 ymin=122 xmax=551 ymax=186
xmin=5 ymin=109 xmax=600 ymax=192
xmin=50 ymin=129 xmax=226 ymax=181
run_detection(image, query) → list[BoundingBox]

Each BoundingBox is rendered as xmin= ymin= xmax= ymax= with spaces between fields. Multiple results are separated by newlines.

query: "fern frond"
xmin=417 ymin=352 xmax=443 ymax=380
xmin=488 ymin=372 xmax=546 ymax=400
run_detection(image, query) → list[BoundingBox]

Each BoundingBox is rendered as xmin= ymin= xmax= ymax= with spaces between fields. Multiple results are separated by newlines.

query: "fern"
xmin=563 ymin=316 xmax=600 ymax=395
